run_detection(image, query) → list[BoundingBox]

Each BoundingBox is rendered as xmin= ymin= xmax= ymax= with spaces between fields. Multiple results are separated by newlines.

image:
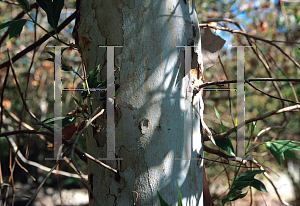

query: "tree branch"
xmin=0 ymin=3 xmax=38 ymax=47
xmin=0 ymin=11 xmax=77 ymax=70
xmin=199 ymin=23 xmax=300 ymax=69
xmin=204 ymin=105 xmax=300 ymax=141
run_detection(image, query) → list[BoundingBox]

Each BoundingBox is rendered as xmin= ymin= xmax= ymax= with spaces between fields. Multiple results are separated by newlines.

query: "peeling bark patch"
xmin=118 ymin=146 xmax=145 ymax=172
xmin=88 ymin=173 xmax=94 ymax=199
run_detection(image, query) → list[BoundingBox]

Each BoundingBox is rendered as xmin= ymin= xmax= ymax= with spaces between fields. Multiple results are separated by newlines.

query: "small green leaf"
xmin=230 ymin=190 xmax=248 ymax=201
xmin=284 ymin=150 xmax=299 ymax=160
xmin=45 ymin=55 xmax=73 ymax=72
xmin=214 ymin=107 xmax=235 ymax=156
xmin=176 ymin=182 xmax=182 ymax=206
xmin=214 ymin=107 xmax=225 ymax=132
xmin=222 ymin=190 xmax=248 ymax=205
xmin=9 ymin=19 xmax=27 ymax=38
xmin=264 ymin=140 xmax=300 ymax=165
xmin=215 ymin=137 xmax=235 ymax=157
xmin=0 ymin=20 xmax=20 ymax=30
xmin=231 ymin=181 xmax=253 ymax=191
xmin=87 ymin=66 xmax=101 ymax=88
xmin=16 ymin=0 xmax=29 ymax=12
xmin=222 ymin=170 xmax=266 ymax=204
xmin=250 ymin=179 xmax=267 ymax=192
xmin=42 ymin=116 xmax=76 ymax=128
xmin=52 ymin=0 xmax=64 ymax=29
xmin=36 ymin=0 xmax=64 ymax=29
xmin=236 ymin=170 xmax=265 ymax=182
xmin=46 ymin=51 xmax=55 ymax=58
xmin=81 ymin=66 xmax=106 ymax=100
xmin=157 ymin=191 xmax=169 ymax=206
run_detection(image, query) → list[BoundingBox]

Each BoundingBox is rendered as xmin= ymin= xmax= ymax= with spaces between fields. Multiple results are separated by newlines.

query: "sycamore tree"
xmin=0 ymin=0 xmax=300 ymax=206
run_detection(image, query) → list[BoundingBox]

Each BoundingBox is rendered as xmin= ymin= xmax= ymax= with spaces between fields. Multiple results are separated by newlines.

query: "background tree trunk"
xmin=73 ymin=0 xmax=204 ymax=205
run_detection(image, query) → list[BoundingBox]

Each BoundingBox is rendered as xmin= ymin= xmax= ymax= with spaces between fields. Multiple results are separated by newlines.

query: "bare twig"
xmin=6 ymin=136 xmax=85 ymax=179
xmin=0 ymin=67 xmax=10 ymax=131
xmin=69 ymin=107 xmax=106 ymax=196
xmin=206 ymin=105 xmax=300 ymax=141
xmin=253 ymin=123 xmax=287 ymax=144
xmin=199 ymin=78 xmax=300 ymax=105
xmin=199 ymin=78 xmax=300 ymax=89
xmin=0 ymin=130 xmax=53 ymax=138
xmin=7 ymin=49 xmax=53 ymax=132
xmin=0 ymin=0 xmax=19 ymax=5
xmin=7 ymin=49 xmax=117 ymax=174
xmin=247 ymin=81 xmax=300 ymax=105
xmin=0 ymin=107 xmax=49 ymax=143
xmin=251 ymin=159 xmax=290 ymax=205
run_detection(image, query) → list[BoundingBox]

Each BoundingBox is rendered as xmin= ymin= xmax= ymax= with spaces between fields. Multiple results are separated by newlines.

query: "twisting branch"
xmin=204 ymin=143 xmax=290 ymax=206
xmin=0 ymin=0 xmax=19 ymax=5
xmin=6 ymin=136 xmax=86 ymax=179
xmin=199 ymin=23 xmax=300 ymax=69
xmin=198 ymin=78 xmax=300 ymax=105
xmin=0 ymin=11 xmax=77 ymax=70
xmin=6 ymin=49 xmax=117 ymax=175
xmin=247 ymin=81 xmax=300 ymax=105
xmin=251 ymin=159 xmax=290 ymax=205
xmin=7 ymin=49 xmax=54 ymax=133
xmin=0 ymin=130 xmax=53 ymax=138
xmin=204 ymin=105 xmax=300 ymax=141
xmin=200 ymin=18 xmax=297 ymax=127
xmin=0 ymin=3 xmax=39 ymax=47
xmin=199 ymin=78 xmax=300 ymax=89
xmin=0 ymin=67 xmax=9 ymax=131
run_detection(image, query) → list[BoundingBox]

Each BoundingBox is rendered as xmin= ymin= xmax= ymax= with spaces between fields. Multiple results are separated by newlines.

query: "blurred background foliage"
xmin=0 ymin=0 xmax=299 ymax=205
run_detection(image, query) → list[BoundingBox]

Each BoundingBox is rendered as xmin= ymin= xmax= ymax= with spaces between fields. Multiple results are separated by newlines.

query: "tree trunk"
xmin=73 ymin=0 xmax=204 ymax=205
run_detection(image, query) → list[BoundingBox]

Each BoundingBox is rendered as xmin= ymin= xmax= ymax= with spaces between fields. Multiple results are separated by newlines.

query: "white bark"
xmin=73 ymin=0 xmax=203 ymax=205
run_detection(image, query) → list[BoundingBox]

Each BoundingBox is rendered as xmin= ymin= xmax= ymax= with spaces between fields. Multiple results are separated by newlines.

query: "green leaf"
xmin=222 ymin=170 xmax=266 ymax=204
xmin=236 ymin=170 xmax=265 ymax=182
xmin=45 ymin=56 xmax=73 ymax=72
xmin=0 ymin=20 xmax=21 ymax=30
xmin=42 ymin=116 xmax=76 ymax=128
xmin=230 ymin=190 xmax=248 ymax=201
xmin=46 ymin=51 xmax=55 ymax=58
xmin=231 ymin=180 xmax=253 ymax=191
xmin=250 ymin=179 xmax=267 ymax=192
xmin=16 ymin=0 xmax=29 ymax=12
xmin=222 ymin=190 xmax=248 ymax=205
xmin=264 ymin=140 xmax=300 ymax=165
xmin=0 ymin=19 xmax=28 ymax=38
xmin=214 ymin=107 xmax=235 ymax=156
xmin=215 ymin=137 xmax=235 ymax=157
xmin=81 ymin=66 xmax=106 ymax=100
xmin=52 ymin=0 xmax=64 ymax=29
xmin=9 ymin=19 xmax=27 ymax=38
xmin=176 ymin=182 xmax=182 ymax=206
xmin=284 ymin=150 xmax=299 ymax=160
xmin=214 ymin=107 xmax=225 ymax=132
xmin=36 ymin=0 xmax=64 ymax=29
xmin=157 ymin=191 xmax=169 ymax=206
xmin=87 ymin=66 xmax=101 ymax=88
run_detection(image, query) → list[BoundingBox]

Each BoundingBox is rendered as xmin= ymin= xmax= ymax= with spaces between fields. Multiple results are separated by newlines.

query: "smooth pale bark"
xmin=73 ymin=0 xmax=203 ymax=205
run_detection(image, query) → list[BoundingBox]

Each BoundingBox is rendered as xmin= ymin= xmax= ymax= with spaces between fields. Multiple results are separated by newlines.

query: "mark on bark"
xmin=120 ymin=0 xmax=135 ymax=9
xmin=93 ymin=126 xmax=106 ymax=147
xmin=139 ymin=119 xmax=150 ymax=134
